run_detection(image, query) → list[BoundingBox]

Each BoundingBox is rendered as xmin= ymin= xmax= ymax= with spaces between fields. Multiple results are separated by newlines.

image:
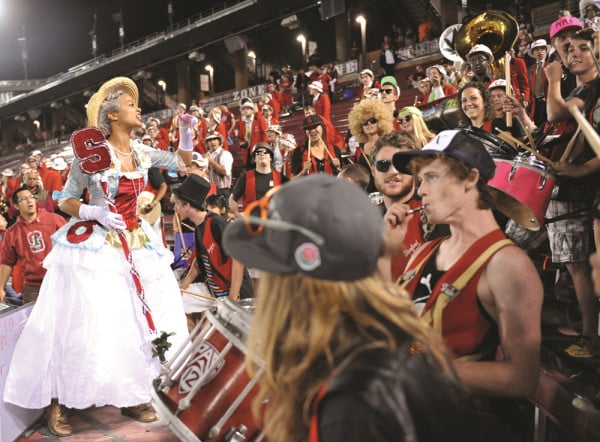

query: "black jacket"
xmin=316 ymin=343 xmax=480 ymax=441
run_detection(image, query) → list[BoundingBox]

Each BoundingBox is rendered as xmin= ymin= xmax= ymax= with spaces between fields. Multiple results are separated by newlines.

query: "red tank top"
xmin=243 ymin=170 xmax=282 ymax=207
xmin=401 ymin=229 xmax=512 ymax=359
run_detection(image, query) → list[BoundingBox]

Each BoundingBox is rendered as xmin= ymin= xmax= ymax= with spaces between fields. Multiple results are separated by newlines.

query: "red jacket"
xmin=235 ymin=113 xmax=268 ymax=153
xmin=528 ymin=61 xmax=549 ymax=118
xmin=314 ymin=93 xmax=331 ymax=122
xmin=510 ymin=56 xmax=531 ymax=105
xmin=0 ymin=209 xmax=66 ymax=286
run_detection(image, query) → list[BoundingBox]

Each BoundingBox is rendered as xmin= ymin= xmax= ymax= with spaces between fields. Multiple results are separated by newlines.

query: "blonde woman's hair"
xmin=347 ymin=99 xmax=394 ymax=143
xmin=245 ymin=268 xmax=455 ymax=442
xmin=398 ymin=108 xmax=435 ymax=148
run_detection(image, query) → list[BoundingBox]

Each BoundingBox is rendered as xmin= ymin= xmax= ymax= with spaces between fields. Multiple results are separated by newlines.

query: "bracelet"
xmin=151 ymin=199 xmax=158 ymax=206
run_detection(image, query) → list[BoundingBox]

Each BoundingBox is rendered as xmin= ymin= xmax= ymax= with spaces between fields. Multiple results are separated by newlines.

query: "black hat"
xmin=173 ymin=174 xmax=211 ymax=209
xmin=252 ymin=142 xmax=274 ymax=157
xmin=223 ymin=175 xmax=383 ymax=281
xmin=302 ymin=114 xmax=324 ymax=130
xmin=392 ymin=129 xmax=496 ymax=182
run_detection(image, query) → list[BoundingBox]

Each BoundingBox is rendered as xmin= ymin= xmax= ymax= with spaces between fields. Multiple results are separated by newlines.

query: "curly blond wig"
xmin=348 ymin=99 xmax=394 ymax=143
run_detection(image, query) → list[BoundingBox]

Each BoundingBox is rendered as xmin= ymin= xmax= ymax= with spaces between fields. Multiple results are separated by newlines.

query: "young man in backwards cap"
xmin=388 ymin=129 xmax=542 ymax=439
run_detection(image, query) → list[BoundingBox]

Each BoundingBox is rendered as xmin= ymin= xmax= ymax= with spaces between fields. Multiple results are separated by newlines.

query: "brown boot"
xmin=121 ymin=403 xmax=157 ymax=422
xmin=46 ymin=399 xmax=72 ymax=437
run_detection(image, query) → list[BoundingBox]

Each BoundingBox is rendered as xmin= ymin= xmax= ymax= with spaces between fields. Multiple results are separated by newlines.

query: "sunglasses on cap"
xmin=399 ymin=115 xmax=412 ymax=123
xmin=381 ymin=88 xmax=396 ymax=95
xmin=374 ymin=159 xmax=395 ymax=173
xmin=362 ymin=117 xmax=378 ymax=126
xmin=242 ymin=187 xmax=324 ymax=245
xmin=254 ymin=149 xmax=270 ymax=156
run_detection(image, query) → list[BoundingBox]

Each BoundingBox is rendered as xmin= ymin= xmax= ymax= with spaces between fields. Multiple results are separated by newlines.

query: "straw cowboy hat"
xmin=137 ymin=191 xmax=161 ymax=225
xmin=86 ymin=77 xmax=139 ymax=128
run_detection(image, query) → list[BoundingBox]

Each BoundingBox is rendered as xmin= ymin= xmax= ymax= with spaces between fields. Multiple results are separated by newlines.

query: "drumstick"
xmin=180 ymin=288 xmax=216 ymax=302
xmin=173 ymin=212 xmax=189 ymax=255
xmin=587 ymin=41 xmax=600 ymax=77
xmin=568 ymin=103 xmax=600 ymax=160
xmin=316 ymin=133 xmax=341 ymax=172
xmin=505 ymin=53 xmax=513 ymax=128
xmin=495 ymin=128 xmax=553 ymax=164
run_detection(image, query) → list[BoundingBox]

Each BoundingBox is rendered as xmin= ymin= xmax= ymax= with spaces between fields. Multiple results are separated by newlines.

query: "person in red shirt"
xmin=234 ymin=98 xmax=268 ymax=167
xmin=278 ymin=66 xmax=294 ymax=115
xmin=146 ymin=117 xmax=170 ymax=151
xmin=308 ymin=81 xmax=331 ymax=122
xmin=0 ymin=187 xmax=66 ymax=303
xmin=508 ymin=49 xmax=531 ymax=107
xmin=42 ymin=159 xmax=67 ymax=210
xmin=1 ymin=169 xmax=20 ymax=216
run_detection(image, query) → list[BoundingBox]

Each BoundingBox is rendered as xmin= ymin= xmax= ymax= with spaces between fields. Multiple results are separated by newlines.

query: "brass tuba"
xmin=453 ymin=10 xmax=519 ymax=78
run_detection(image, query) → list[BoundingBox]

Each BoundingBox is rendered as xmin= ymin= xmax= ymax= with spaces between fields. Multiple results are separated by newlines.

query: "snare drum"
xmin=152 ymin=298 xmax=262 ymax=442
xmin=488 ymin=154 xmax=557 ymax=231
xmin=460 ymin=126 xmax=518 ymax=159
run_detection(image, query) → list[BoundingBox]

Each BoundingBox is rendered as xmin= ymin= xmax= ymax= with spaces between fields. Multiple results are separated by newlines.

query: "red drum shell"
xmin=154 ymin=300 xmax=261 ymax=441
xmin=488 ymin=156 xmax=557 ymax=231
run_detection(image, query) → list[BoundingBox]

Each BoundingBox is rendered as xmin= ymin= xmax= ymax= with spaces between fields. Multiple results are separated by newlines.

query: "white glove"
xmin=178 ymin=114 xmax=198 ymax=152
xmin=79 ymin=204 xmax=126 ymax=232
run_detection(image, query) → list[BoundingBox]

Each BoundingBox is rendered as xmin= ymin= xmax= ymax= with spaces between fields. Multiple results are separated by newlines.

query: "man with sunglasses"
xmin=229 ymin=142 xmax=286 ymax=218
xmin=370 ymin=132 xmax=447 ymax=281
xmin=0 ymin=187 xmax=65 ymax=304
xmin=177 ymin=174 xmax=253 ymax=305
xmin=379 ymin=76 xmax=401 ymax=129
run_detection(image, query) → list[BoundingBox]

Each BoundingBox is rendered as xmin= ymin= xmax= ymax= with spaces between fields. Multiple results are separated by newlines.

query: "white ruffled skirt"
xmin=3 ymin=242 xmax=188 ymax=410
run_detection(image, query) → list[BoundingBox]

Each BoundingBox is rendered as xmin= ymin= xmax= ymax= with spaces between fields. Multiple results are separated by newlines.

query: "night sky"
xmin=0 ymin=0 xmax=221 ymax=80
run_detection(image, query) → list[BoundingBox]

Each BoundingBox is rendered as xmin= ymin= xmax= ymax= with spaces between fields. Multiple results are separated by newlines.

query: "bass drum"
xmin=458 ymin=125 xmax=518 ymax=159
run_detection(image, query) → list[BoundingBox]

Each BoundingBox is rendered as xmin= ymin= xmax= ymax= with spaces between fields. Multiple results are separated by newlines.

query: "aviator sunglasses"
xmin=242 ymin=187 xmax=324 ymax=245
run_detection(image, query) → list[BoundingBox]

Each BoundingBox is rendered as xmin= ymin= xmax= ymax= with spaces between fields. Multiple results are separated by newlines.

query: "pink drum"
xmin=488 ymin=155 xmax=557 ymax=231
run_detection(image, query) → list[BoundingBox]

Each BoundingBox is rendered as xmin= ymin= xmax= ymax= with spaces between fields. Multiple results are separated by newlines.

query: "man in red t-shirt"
xmin=0 ymin=187 xmax=66 ymax=303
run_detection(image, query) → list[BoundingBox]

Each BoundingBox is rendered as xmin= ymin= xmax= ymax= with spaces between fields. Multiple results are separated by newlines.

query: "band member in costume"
xmin=347 ymin=98 xmax=394 ymax=193
xmin=222 ymin=174 xmax=479 ymax=442
xmin=291 ymin=115 xmax=343 ymax=178
xmin=389 ymin=129 xmax=542 ymax=440
xmin=3 ymin=77 xmax=190 ymax=436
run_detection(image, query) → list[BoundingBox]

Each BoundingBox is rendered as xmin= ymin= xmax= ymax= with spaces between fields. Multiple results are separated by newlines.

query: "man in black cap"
xmin=387 ymin=129 xmax=542 ymax=438
xmin=176 ymin=175 xmax=253 ymax=307
xmin=229 ymin=142 xmax=286 ymax=218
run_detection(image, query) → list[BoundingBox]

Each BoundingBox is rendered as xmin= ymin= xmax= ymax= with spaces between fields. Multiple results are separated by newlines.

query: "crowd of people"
xmin=0 ymin=6 xmax=600 ymax=441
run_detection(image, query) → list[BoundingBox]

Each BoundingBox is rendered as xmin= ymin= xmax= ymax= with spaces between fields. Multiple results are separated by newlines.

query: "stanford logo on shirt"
xmin=27 ymin=231 xmax=45 ymax=253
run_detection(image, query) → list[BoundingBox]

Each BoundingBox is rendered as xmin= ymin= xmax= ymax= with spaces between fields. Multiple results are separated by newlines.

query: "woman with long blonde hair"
xmin=223 ymin=174 xmax=477 ymax=442
xmin=397 ymin=106 xmax=435 ymax=148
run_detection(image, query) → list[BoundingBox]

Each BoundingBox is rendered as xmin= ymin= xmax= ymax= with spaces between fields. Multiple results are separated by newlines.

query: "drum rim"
xmin=151 ymin=379 xmax=202 ymax=442
xmin=206 ymin=298 xmax=251 ymax=354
